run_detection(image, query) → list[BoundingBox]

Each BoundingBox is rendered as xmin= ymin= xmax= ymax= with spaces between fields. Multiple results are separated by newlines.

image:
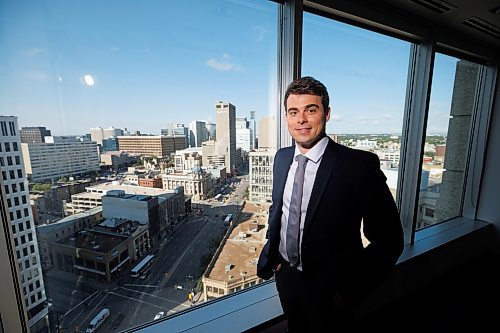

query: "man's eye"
xmin=307 ymin=109 xmax=316 ymax=114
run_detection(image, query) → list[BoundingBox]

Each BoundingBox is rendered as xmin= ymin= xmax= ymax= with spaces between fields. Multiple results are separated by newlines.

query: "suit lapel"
xmin=303 ymin=139 xmax=340 ymax=236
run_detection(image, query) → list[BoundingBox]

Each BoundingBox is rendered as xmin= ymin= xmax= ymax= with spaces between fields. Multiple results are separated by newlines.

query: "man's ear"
xmin=325 ymin=107 xmax=331 ymax=121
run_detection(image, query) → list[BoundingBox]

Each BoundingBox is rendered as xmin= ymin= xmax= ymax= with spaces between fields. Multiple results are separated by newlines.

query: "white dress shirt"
xmin=279 ymin=136 xmax=329 ymax=270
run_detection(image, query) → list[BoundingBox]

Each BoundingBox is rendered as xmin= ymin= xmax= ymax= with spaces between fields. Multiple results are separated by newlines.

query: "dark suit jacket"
xmin=257 ymin=138 xmax=404 ymax=307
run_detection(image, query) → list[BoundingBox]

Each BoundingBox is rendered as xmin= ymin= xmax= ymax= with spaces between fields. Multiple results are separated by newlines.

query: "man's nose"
xmin=297 ymin=112 xmax=307 ymax=123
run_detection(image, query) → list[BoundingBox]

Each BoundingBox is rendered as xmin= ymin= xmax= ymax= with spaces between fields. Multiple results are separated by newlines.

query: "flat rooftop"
xmin=87 ymin=182 xmax=172 ymax=196
xmin=56 ymin=230 xmax=127 ymax=253
xmin=36 ymin=206 xmax=103 ymax=235
xmin=207 ymin=202 xmax=270 ymax=282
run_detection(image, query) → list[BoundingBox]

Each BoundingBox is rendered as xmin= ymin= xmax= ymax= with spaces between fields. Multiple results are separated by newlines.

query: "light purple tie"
xmin=286 ymin=154 xmax=308 ymax=266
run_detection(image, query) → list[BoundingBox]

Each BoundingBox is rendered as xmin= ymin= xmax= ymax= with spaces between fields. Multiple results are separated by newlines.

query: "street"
xmin=45 ymin=177 xmax=248 ymax=332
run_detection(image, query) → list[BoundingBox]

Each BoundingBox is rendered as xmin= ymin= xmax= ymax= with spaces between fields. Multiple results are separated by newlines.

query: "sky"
xmin=0 ymin=0 xmax=457 ymax=136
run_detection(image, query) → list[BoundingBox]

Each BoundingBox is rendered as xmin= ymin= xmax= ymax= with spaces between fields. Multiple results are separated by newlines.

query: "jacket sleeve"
xmin=341 ymin=153 xmax=404 ymax=307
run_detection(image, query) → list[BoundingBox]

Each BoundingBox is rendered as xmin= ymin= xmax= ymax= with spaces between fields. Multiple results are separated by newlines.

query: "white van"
xmin=86 ymin=308 xmax=110 ymax=333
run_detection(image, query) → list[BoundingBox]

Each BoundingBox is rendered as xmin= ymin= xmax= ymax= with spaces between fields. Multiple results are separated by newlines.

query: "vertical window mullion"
xmin=277 ymin=0 xmax=303 ymax=149
xmin=463 ymin=65 xmax=498 ymax=219
xmin=398 ymin=43 xmax=434 ymax=244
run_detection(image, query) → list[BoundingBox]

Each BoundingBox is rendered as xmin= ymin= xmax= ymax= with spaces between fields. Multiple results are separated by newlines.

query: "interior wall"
xmin=477 ymin=77 xmax=500 ymax=238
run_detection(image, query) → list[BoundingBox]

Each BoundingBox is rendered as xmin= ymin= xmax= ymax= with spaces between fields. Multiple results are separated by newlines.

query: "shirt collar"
xmin=294 ymin=136 xmax=329 ymax=164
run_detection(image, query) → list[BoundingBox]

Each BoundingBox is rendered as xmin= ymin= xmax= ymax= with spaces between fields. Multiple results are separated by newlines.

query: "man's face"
xmin=285 ymin=93 xmax=331 ymax=153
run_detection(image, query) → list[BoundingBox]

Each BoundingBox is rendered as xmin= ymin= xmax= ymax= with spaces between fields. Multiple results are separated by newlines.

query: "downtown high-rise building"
xmin=0 ymin=116 xmax=48 ymax=330
xmin=249 ymin=111 xmax=256 ymax=150
xmin=188 ymin=121 xmax=208 ymax=148
xmin=258 ymin=116 xmax=276 ymax=149
xmin=162 ymin=123 xmax=189 ymax=147
xmin=20 ymin=127 xmax=51 ymax=144
xmin=21 ymin=136 xmax=100 ymax=182
xmin=90 ymin=127 xmax=124 ymax=145
xmin=236 ymin=117 xmax=252 ymax=152
xmin=215 ymin=102 xmax=236 ymax=174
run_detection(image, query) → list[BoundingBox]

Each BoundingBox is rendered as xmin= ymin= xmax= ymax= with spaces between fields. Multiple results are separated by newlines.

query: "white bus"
xmin=131 ymin=255 xmax=154 ymax=278
xmin=86 ymin=308 xmax=110 ymax=333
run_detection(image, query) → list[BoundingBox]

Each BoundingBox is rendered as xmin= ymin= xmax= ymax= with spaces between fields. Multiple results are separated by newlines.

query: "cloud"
xmin=22 ymin=48 xmax=44 ymax=56
xmin=206 ymin=53 xmax=241 ymax=72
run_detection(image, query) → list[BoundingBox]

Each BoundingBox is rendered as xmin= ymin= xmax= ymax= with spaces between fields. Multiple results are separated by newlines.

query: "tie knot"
xmin=296 ymin=154 xmax=308 ymax=167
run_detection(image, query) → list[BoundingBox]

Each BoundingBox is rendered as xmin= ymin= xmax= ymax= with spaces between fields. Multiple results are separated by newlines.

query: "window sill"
xmin=399 ymin=217 xmax=491 ymax=263
xmin=131 ymin=217 xmax=491 ymax=333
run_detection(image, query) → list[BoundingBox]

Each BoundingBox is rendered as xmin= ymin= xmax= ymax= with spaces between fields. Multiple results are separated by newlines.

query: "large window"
xmin=1 ymin=0 xmax=277 ymax=332
xmin=416 ymin=54 xmax=482 ymax=230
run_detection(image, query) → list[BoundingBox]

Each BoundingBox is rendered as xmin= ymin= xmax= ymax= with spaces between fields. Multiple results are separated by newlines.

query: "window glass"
xmin=1 ymin=0 xmax=277 ymax=331
xmin=416 ymin=54 xmax=481 ymax=230
xmin=302 ymin=12 xmax=410 ymax=246
xmin=302 ymin=12 xmax=410 ymax=201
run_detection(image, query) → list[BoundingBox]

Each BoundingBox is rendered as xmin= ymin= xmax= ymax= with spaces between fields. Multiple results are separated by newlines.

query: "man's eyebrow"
xmin=287 ymin=103 xmax=320 ymax=112
xmin=305 ymin=103 xmax=320 ymax=109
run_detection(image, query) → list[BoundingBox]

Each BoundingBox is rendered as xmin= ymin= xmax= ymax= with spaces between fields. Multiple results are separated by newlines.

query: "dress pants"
xmin=274 ymin=255 xmax=355 ymax=332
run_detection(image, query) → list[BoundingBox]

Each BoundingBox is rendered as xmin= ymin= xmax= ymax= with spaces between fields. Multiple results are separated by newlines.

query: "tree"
xmin=32 ymin=183 xmax=51 ymax=192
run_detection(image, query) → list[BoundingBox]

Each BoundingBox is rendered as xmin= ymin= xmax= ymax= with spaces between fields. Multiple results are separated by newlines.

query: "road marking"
xmin=119 ymin=287 xmax=189 ymax=307
xmin=160 ymin=218 xmax=210 ymax=288
xmin=186 ymin=218 xmax=204 ymax=224
xmin=69 ymin=291 xmax=109 ymax=328
xmin=123 ymin=284 xmax=158 ymax=288
xmin=62 ymin=290 xmax=100 ymax=318
xmin=108 ymin=291 xmax=169 ymax=310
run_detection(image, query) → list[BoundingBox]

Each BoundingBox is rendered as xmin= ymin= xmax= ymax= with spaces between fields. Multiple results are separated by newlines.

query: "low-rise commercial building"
xmin=36 ymin=207 xmax=103 ymax=268
xmin=49 ymin=219 xmax=149 ymax=282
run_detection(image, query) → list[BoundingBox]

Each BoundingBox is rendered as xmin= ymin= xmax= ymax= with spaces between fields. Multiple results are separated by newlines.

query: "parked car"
xmin=154 ymin=311 xmax=165 ymax=321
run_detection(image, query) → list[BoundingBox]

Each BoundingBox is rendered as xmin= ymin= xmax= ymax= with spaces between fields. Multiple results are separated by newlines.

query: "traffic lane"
xmin=45 ymin=277 xmax=97 ymax=312
xmin=100 ymin=287 xmax=191 ymax=332
xmin=122 ymin=218 xmax=203 ymax=288
xmin=62 ymin=290 xmax=107 ymax=332
xmin=149 ymin=218 xmax=205 ymax=283
xmin=165 ymin=215 xmax=224 ymax=288
xmin=164 ymin=222 xmax=212 ymax=286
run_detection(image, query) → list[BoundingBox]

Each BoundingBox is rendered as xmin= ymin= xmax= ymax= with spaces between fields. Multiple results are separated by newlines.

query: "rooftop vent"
xmin=462 ymin=16 xmax=500 ymax=40
xmin=409 ymin=0 xmax=456 ymax=15
xmin=225 ymin=263 xmax=234 ymax=273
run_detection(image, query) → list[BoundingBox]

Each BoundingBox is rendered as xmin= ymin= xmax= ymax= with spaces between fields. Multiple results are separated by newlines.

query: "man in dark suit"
xmin=257 ymin=76 xmax=404 ymax=332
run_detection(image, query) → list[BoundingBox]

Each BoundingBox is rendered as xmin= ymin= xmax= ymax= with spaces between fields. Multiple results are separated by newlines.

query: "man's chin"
xmin=293 ymin=134 xmax=325 ymax=149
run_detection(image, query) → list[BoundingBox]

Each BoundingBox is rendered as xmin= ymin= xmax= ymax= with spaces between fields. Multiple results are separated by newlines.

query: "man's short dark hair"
xmin=284 ymin=76 xmax=330 ymax=112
